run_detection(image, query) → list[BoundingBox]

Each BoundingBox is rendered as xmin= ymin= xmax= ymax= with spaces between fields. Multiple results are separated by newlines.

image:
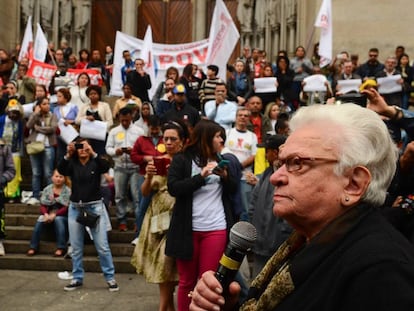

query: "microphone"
xmin=215 ymin=221 xmax=257 ymax=289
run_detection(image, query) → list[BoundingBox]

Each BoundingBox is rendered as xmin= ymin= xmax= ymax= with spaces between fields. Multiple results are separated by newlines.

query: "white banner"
xmin=206 ymin=0 xmax=240 ymax=81
xmin=314 ymin=0 xmax=332 ymax=68
xmin=34 ymin=23 xmax=49 ymax=63
xmin=19 ymin=16 xmax=33 ymax=61
xmin=110 ymin=31 xmax=209 ymax=97
xmin=141 ymin=25 xmax=156 ymax=98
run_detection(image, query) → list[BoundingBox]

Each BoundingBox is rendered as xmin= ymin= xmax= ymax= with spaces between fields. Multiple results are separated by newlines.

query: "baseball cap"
xmin=173 ymin=84 xmax=186 ymax=94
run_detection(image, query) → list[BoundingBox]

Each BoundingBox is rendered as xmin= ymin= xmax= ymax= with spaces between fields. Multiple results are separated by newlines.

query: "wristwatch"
xmin=392 ymin=105 xmax=403 ymax=120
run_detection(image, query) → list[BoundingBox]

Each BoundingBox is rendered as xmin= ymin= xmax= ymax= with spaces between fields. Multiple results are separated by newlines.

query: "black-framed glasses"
xmin=277 ymin=155 xmax=338 ymax=172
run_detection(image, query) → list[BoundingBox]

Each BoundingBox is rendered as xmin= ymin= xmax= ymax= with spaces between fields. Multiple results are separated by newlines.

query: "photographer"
xmin=57 ymin=138 xmax=119 ymax=292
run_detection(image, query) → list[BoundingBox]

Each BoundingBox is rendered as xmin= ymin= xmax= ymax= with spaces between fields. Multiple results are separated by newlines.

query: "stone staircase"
xmin=0 ymin=202 xmax=137 ymax=273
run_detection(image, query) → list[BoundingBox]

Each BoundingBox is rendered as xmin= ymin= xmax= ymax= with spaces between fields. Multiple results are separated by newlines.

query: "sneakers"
xmin=131 ymin=237 xmax=139 ymax=246
xmin=0 ymin=241 xmax=5 ymax=256
xmin=107 ymin=279 xmax=119 ymax=292
xmin=58 ymin=271 xmax=73 ymax=280
xmin=27 ymin=197 xmax=40 ymax=206
xmin=118 ymin=223 xmax=127 ymax=232
xmin=64 ymin=280 xmax=83 ymax=291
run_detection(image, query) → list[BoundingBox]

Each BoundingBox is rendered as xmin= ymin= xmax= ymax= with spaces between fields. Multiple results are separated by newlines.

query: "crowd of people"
xmin=1 ymin=40 xmax=414 ymax=309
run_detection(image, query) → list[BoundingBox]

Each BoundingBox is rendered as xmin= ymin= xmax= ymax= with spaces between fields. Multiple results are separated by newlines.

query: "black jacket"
xmin=166 ymin=152 xmax=238 ymax=259
xmin=272 ymin=206 xmax=414 ymax=310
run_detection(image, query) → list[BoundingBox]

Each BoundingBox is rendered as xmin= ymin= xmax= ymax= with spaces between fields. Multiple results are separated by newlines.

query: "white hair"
xmin=290 ymin=104 xmax=398 ymax=207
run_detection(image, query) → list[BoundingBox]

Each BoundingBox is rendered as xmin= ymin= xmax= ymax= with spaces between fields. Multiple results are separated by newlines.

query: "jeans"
xmin=68 ymin=200 xmax=115 ymax=282
xmin=29 ymin=146 xmax=55 ymax=199
xmin=239 ymin=180 xmax=253 ymax=221
xmin=114 ymin=167 xmax=140 ymax=224
xmin=134 ymin=174 xmax=152 ymax=237
xmin=29 ymin=216 xmax=67 ymax=250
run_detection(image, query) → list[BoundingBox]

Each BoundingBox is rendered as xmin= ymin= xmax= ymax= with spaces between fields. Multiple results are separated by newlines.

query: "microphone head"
xmin=229 ymin=221 xmax=257 ymax=251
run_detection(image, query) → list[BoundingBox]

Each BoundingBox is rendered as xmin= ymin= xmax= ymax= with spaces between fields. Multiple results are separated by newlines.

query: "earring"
xmin=345 ymin=197 xmax=350 ymax=202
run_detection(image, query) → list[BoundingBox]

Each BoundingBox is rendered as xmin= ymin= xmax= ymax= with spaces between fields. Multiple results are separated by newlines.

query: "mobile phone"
xmin=121 ymin=147 xmax=128 ymax=153
xmin=153 ymin=158 xmax=171 ymax=176
xmin=216 ymin=159 xmax=230 ymax=168
xmin=75 ymin=143 xmax=83 ymax=149
xmin=212 ymin=159 xmax=230 ymax=174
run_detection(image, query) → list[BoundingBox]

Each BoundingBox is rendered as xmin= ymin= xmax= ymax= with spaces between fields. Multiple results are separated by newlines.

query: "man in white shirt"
xmin=225 ymin=107 xmax=258 ymax=220
xmin=105 ymin=107 xmax=144 ymax=231
xmin=204 ymin=82 xmax=237 ymax=129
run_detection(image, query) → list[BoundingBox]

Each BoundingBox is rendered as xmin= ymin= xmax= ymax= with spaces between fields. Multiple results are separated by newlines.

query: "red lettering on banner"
xmin=193 ymin=47 xmax=208 ymax=63
xmin=176 ymin=53 xmax=193 ymax=65
xmin=159 ymin=55 xmax=174 ymax=67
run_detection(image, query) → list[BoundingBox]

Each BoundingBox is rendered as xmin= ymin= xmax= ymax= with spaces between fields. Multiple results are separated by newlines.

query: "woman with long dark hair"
xmin=166 ymin=119 xmax=237 ymax=310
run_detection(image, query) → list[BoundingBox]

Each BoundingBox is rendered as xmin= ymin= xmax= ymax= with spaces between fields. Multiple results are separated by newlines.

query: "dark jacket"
xmin=227 ymin=72 xmax=253 ymax=103
xmin=249 ymin=166 xmax=292 ymax=257
xmin=125 ymin=70 xmax=152 ymax=102
xmin=271 ymin=206 xmax=414 ymax=311
xmin=161 ymin=101 xmax=201 ymax=127
xmin=166 ymin=152 xmax=238 ymax=259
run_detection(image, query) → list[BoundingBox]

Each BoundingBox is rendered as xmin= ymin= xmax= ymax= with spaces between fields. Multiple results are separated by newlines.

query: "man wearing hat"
xmin=249 ymin=134 xmax=293 ymax=278
xmin=162 ymin=84 xmax=200 ymax=127
xmin=0 ymin=99 xmax=24 ymax=202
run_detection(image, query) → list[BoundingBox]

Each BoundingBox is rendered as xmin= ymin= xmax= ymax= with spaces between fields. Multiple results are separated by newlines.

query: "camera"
xmin=399 ymin=195 xmax=414 ymax=214
xmin=75 ymin=143 xmax=84 ymax=149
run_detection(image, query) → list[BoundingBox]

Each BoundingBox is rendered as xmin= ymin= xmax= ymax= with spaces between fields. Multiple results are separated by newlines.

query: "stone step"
xmin=2 ymin=202 xmax=139 ymax=273
xmin=0 ymin=253 xmax=135 ymax=273
xmin=5 ymin=240 xmax=135 ymax=257
xmin=6 ymin=213 xmax=137 ymax=229
xmin=6 ymin=203 xmax=123 ymax=217
xmin=6 ymin=225 xmax=137 ymax=244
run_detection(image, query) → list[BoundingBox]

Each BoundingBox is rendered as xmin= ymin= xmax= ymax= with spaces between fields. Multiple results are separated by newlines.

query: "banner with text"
xmin=27 ymin=59 xmax=103 ymax=88
xmin=110 ymin=31 xmax=209 ymax=97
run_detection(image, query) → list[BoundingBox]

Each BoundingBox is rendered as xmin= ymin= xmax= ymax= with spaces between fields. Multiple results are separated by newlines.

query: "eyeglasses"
xmin=163 ymin=136 xmax=179 ymax=142
xmin=277 ymin=155 xmax=338 ymax=172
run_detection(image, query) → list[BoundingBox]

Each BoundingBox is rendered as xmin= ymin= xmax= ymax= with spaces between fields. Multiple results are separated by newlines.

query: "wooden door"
xmin=137 ymin=0 xmax=193 ymax=43
xmin=90 ymin=0 xmax=122 ymax=53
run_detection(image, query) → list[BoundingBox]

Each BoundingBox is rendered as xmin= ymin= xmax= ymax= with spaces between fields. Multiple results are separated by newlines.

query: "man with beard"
xmin=357 ymin=48 xmax=385 ymax=80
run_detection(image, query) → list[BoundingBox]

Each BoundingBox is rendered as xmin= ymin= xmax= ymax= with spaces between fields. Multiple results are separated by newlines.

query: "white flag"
xmin=19 ymin=16 xmax=33 ymax=61
xmin=140 ymin=25 xmax=156 ymax=98
xmin=33 ymin=23 xmax=48 ymax=63
xmin=314 ymin=0 xmax=332 ymax=68
xmin=205 ymin=0 xmax=240 ymax=81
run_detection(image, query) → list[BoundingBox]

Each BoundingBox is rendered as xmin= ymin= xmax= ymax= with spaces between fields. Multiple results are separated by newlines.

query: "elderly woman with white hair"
xmin=189 ymin=103 xmax=414 ymax=311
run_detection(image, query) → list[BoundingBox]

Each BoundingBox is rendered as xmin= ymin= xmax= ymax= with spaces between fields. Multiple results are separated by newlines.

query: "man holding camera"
xmin=105 ymin=107 xmax=144 ymax=231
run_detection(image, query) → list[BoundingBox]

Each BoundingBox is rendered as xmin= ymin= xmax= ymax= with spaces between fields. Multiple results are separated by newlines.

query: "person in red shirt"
xmin=130 ymin=115 xmax=166 ymax=240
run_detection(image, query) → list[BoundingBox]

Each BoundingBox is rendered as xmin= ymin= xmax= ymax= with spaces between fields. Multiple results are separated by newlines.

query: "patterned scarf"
xmin=241 ymin=232 xmax=306 ymax=311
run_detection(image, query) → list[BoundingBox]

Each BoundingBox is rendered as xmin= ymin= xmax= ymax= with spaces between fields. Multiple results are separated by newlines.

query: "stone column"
xmin=193 ymin=0 xmax=207 ymax=41
xmin=122 ymin=0 xmax=137 ymax=36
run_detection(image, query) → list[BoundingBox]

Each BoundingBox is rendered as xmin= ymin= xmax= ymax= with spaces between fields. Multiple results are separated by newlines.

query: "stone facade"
xmin=1 ymin=0 xmax=414 ymax=64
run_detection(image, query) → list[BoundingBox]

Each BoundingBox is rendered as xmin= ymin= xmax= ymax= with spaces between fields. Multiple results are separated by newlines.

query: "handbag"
xmin=26 ymin=141 xmax=45 ymax=155
xmin=150 ymin=211 xmax=171 ymax=234
xmin=76 ymin=210 xmax=100 ymax=228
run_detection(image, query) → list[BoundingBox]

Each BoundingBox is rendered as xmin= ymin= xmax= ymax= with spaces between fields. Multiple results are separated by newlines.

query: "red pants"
xmin=176 ymin=229 xmax=227 ymax=311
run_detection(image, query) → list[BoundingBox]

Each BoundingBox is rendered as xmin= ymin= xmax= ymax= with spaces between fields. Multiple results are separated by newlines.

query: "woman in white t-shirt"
xmin=69 ymin=72 xmax=90 ymax=110
xmin=166 ymin=119 xmax=238 ymax=311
